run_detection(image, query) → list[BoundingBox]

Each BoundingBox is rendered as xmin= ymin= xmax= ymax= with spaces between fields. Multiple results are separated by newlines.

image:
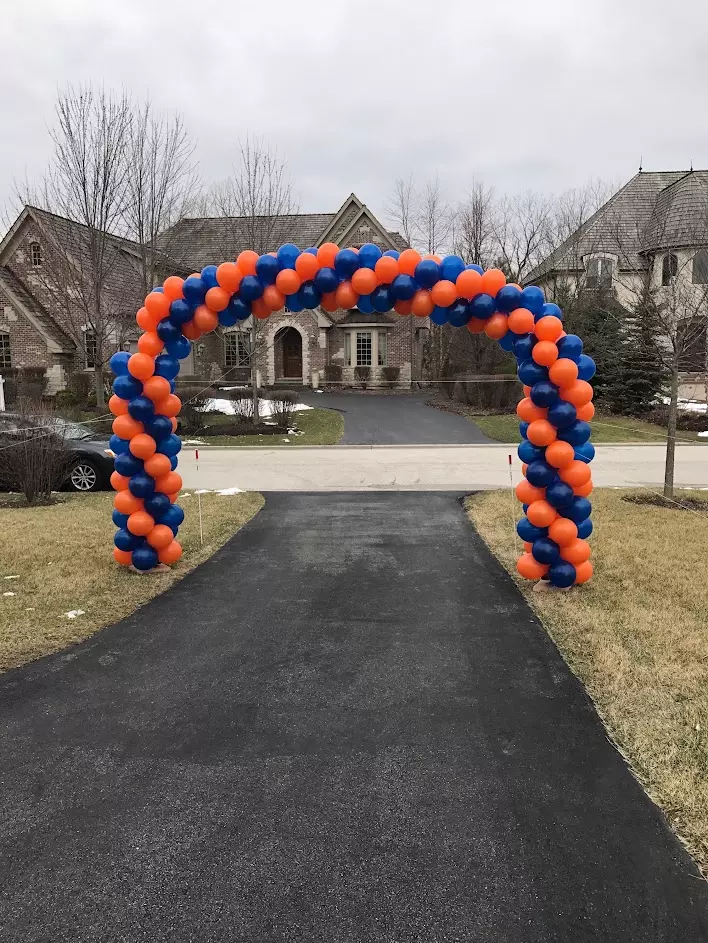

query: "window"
xmin=0 ymin=332 xmax=10 ymax=370
xmin=586 ymin=257 xmax=613 ymax=289
xmin=662 ymin=253 xmax=678 ymax=286
xmin=693 ymin=249 xmax=708 ymax=285
xmin=30 ymin=242 xmax=42 ymax=266
xmin=84 ymin=329 xmax=97 ymax=368
xmin=377 ymin=331 xmax=387 ymax=366
xmin=344 ymin=333 xmax=351 ymax=365
xmin=356 ymin=331 xmax=372 ymax=366
xmin=224 ymin=331 xmax=250 ymax=367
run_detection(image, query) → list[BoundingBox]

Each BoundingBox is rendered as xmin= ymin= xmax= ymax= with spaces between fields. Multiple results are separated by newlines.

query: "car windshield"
xmin=48 ymin=418 xmax=95 ymax=441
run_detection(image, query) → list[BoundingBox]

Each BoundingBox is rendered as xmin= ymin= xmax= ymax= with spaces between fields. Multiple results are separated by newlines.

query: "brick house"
xmin=0 ymin=194 xmax=423 ymax=393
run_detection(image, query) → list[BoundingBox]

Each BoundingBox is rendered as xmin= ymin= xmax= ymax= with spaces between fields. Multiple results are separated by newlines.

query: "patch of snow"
xmin=282 ymin=438 xmax=290 ymax=442
xmin=313 ymin=389 xmax=323 ymax=393
xmin=183 ymin=439 xmax=206 ymax=445
xmin=194 ymin=489 xmax=212 ymax=494
xmin=25 ymin=607 xmax=35 ymax=612
xmin=216 ymin=487 xmax=243 ymax=495
xmin=202 ymin=398 xmax=313 ymax=417
xmin=3 ymin=591 xmax=16 ymax=597
xmin=65 ymin=610 xmax=85 ymax=619
xmin=3 ymin=575 xmax=19 ymax=580
xmin=698 ymin=431 xmax=708 ymax=438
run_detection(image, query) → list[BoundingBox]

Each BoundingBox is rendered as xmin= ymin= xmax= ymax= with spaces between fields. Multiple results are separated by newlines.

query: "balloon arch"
xmin=108 ymin=243 xmax=596 ymax=587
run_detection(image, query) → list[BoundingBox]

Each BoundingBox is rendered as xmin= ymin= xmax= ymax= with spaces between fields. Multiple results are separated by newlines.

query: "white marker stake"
xmin=195 ymin=448 xmax=204 ymax=547
xmin=508 ymin=453 xmax=517 ymax=551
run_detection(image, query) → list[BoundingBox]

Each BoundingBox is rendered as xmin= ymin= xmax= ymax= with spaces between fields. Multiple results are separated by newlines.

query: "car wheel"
xmin=68 ymin=460 xmax=101 ymax=493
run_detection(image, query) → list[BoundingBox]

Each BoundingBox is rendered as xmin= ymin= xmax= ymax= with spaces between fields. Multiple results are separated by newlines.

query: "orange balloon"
xmin=321 ymin=291 xmax=339 ymax=313
xmin=216 ymin=262 xmax=242 ymax=293
xmin=480 ymin=268 xmax=506 ymax=297
xmin=574 ymin=480 xmax=594 ymax=497
xmin=181 ymin=320 xmax=202 ymax=341
xmin=526 ymin=499 xmax=558 ymax=529
xmin=110 ymin=471 xmax=130 ymax=491
xmin=398 ymin=248 xmax=422 ymax=276
xmin=112 ymin=415 xmax=144 ymax=440
xmin=143 ymin=452 xmax=172 ymax=478
xmin=336 ymin=281 xmax=359 ymax=309
xmin=136 ymin=306 xmax=160 ymax=332
xmin=146 ymin=524 xmax=175 ymax=550
xmin=534 ymin=315 xmax=564 ymax=342
xmin=295 ymin=252 xmax=320 ymax=280
xmin=375 ymin=255 xmax=399 ymax=283
xmin=128 ymin=352 xmax=155 ymax=381
xmin=507 ymin=308 xmax=535 ymax=334
xmin=129 ymin=433 xmax=157 ymax=460
xmin=127 ymin=510 xmax=155 ymax=537
xmin=561 ymin=380 xmax=594 ymax=408
xmin=263 ymin=285 xmax=286 ymax=311
xmin=431 ymin=280 xmax=458 ymax=307
xmin=155 ymin=393 xmax=182 ymax=418
xmin=275 ymin=269 xmax=301 ymax=295
xmin=114 ymin=490 xmax=143 ymax=515
xmin=155 ymin=471 xmax=183 ymax=495
xmin=171 ymin=417 xmax=178 ymax=433
xmin=574 ymin=560 xmax=593 ymax=584
xmin=144 ymin=292 xmax=171 ymax=320
xmin=516 ymin=479 xmax=546 ymax=504
xmin=252 ymin=298 xmax=271 ymax=319
xmin=521 ymin=463 xmax=528 ymax=475
xmin=560 ymin=538 xmax=591 ymax=566
xmin=424 ymin=254 xmax=442 ymax=264
xmin=163 ymin=276 xmax=185 ymax=302
xmin=576 ymin=401 xmax=595 ymax=421
xmin=236 ymin=250 xmax=259 ymax=275
xmin=138 ymin=332 xmax=164 ymax=357
xmin=194 ymin=305 xmax=219 ymax=333
xmin=516 ymin=552 xmax=549 ymax=580
xmin=549 ymin=358 xmax=579 ymax=387
xmin=394 ymin=300 xmax=413 ymax=316
xmin=466 ymin=318 xmax=485 ymax=334
xmin=523 ymin=541 xmax=533 ymax=552
xmin=142 ymin=375 xmax=171 ymax=403
xmin=545 ymin=440 xmax=575 ymax=469
xmin=516 ymin=397 xmax=547 ymax=423
xmin=411 ymin=290 xmax=434 ymax=318
xmin=532 ymin=341 xmax=559 ymax=367
xmin=159 ymin=540 xmax=183 ymax=565
xmin=317 ymin=243 xmax=339 ymax=268
xmin=484 ymin=313 xmax=508 ymax=339
xmin=351 ymin=268 xmax=378 ymax=295
xmin=205 ymin=286 xmax=230 ymax=312
xmin=527 ymin=419 xmax=557 ymax=446
xmin=168 ymin=492 xmax=179 ymax=504
xmin=113 ymin=547 xmax=133 ymax=566
xmin=559 ymin=460 xmax=592 ymax=488
xmin=109 ymin=394 xmax=129 ymax=416
xmin=456 ymin=269 xmax=483 ymax=300
xmin=548 ymin=517 xmax=578 ymax=547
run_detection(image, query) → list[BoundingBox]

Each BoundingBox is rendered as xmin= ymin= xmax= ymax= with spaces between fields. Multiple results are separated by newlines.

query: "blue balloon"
xmin=358 ymin=243 xmax=382 ymax=269
xmin=577 ymin=354 xmax=597 ymax=381
xmin=151 ymin=286 xmax=164 ymax=293
xmin=129 ymin=471 xmax=156 ymax=499
xmin=112 ymin=509 xmax=129 ymax=528
xmin=255 ymin=254 xmax=280 ymax=285
xmin=200 ymin=265 xmax=218 ymax=288
xmin=577 ymin=518 xmax=594 ymax=539
xmin=469 ymin=293 xmax=495 ymax=319
xmin=109 ymin=434 xmax=130 ymax=455
xmin=430 ymin=306 xmax=449 ymax=325
xmin=182 ymin=276 xmax=207 ymax=306
xmin=115 ymin=452 xmax=143 ymax=477
xmin=549 ymin=560 xmax=576 ymax=588
xmin=115 ymin=528 xmax=143 ymax=552
xmin=277 ymin=243 xmax=300 ymax=269
xmin=157 ymin=318 xmax=181 ymax=344
xmin=542 ymin=302 xmax=563 ymax=320
xmin=517 ymin=518 xmax=548 ymax=542
xmin=298 ymin=282 xmax=321 ymax=309
xmin=357 ymin=294 xmax=374 ymax=314
xmin=530 ymin=381 xmax=559 ymax=408
xmin=304 ymin=246 xmax=318 ymax=256
xmin=465 ymin=263 xmax=484 ymax=274
xmin=334 ymin=248 xmax=359 ymax=278
xmin=371 ymin=286 xmax=394 ymax=313
xmin=154 ymin=355 xmax=180 ymax=380
xmin=128 ymin=395 xmax=155 ymax=423
xmin=526 ymin=460 xmax=557 ymax=488
xmin=548 ymin=401 xmax=578 ymax=429
xmin=520 ymin=286 xmax=545 ymax=315
xmin=166 ymin=336 xmax=192 ymax=360
xmin=239 ymin=275 xmax=264 ymax=302
xmin=414 ymin=259 xmax=440 ymax=288
xmin=314 ymin=267 xmax=338 ymax=294
xmin=219 ymin=305 xmax=239 ymax=328
xmin=145 ymin=492 xmax=171 ymax=518
xmin=575 ymin=441 xmax=596 ymax=464
xmin=557 ymin=420 xmax=591 ymax=446
xmin=158 ymin=504 xmax=185 ymax=532
xmin=169 ymin=300 xmax=193 ymax=326
xmin=532 ymin=537 xmax=561 ymax=565
xmin=557 ymin=334 xmax=583 ymax=361
xmin=383 ymin=249 xmax=400 ymax=259
xmin=546 ymin=480 xmax=575 ymax=509
xmin=448 ymin=301 xmax=470 ymax=327
xmin=132 ymin=545 xmax=159 ymax=572
xmin=226 ymin=296 xmax=252 ymax=321
xmin=170 ymin=455 xmax=179 ymax=471
xmin=440 ymin=255 xmax=465 ymax=282
xmin=109 ymin=351 xmax=131 ymax=376
xmin=561 ymin=497 xmax=592 ymax=524
xmin=113 ymin=374 xmax=142 ymax=400
xmin=285 ymin=294 xmax=303 ymax=312
xmin=522 ymin=504 xmax=529 ymax=513
xmin=518 ymin=359 xmax=548 ymax=386
xmin=496 ymin=285 xmax=523 ymax=313
xmin=512 ymin=334 xmax=536 ymax=361
xmin=519 ymin=421 xmax=530 ymax=439
xmin=518 ymin=440 xmax=544 ymax=464
xmin=498 ymin=332 xmax=516 ymax=351
xmin=146 ymin=415 xmax=173 ymax=442
xmin=390 ymin=274 xmax=417 ymax=301
xmin=157 ymin=434 xmax=182 ymax=457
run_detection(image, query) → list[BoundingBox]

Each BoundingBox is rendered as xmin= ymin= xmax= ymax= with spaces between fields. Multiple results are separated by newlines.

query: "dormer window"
xmin=662 ymin=253 xmax=678 ymax=286
xmin=586 ymin=256 xmax=613 ymax=289
xmin=30 ymin=242 xmax=42 ymax=266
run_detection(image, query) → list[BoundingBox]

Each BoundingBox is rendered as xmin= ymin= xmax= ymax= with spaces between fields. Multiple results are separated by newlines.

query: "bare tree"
xmin=385 ymin=174 xmax=416 ymax=247
xmin=417 ymin=176 xmax=453 ymax=256
xmin=490 ymin=191 xmax=555 ymax=284
xmin=454 ymin=179 xmax=495 ymax=266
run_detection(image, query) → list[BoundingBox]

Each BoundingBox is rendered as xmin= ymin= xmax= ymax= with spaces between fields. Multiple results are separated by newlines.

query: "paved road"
xmin=180 ymin=443 xmax=708 ymax=492
xmin=301 ymin=391 xmax=493 ymax=444
xmin=2 ymin=493 xmax=707 ymax=941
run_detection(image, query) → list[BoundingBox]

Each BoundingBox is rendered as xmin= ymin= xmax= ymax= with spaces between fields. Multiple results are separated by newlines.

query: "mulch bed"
xmin=622 ymin=493 xmax=708 ymax=512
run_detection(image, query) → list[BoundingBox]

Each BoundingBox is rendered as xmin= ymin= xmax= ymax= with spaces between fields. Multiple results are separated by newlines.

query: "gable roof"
xmin=0 ymin=266 xmax=74 ymax=352
xmin=642 ymin=170 xmax=708 ymax=251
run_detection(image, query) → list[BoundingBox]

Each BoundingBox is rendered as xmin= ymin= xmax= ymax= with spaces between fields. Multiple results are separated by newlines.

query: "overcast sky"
xmin=2 ymin=0 xmax=707 ymax=231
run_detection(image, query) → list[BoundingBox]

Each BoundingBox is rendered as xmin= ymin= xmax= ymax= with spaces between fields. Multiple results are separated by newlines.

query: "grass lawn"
xmin=200 ymin=407 xmax=344 ymax=446
xmin=0 ymin=490 xmax=264 ymax=671
xmin=470 ymin=410 xmax=706 ymax=444
xmin=467 ymin=488 xmax=708 ymax=871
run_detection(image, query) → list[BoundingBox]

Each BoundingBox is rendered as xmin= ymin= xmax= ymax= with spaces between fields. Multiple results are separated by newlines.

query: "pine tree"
xmin=617 ymin=291 xmax=668 ymax=415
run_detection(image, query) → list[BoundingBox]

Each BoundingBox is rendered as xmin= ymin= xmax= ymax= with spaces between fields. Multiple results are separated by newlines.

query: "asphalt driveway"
xmin=1 ymin=493 xmax=707 ymax=941
xmin=301 ymin=391 xmax=493 ymax=444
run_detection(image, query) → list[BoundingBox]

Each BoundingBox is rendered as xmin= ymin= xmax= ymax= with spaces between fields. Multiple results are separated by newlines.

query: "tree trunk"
xmin=94 ymin=364 xmax=106 ymax=409
xmin=663 ymin=349 xmax=679 ymax=498
xmin=250 ymin=327 xmax=260 ymax=424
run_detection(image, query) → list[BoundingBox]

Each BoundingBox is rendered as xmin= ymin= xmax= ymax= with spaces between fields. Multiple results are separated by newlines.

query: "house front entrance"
xmin=276 ymin=327 xmax=303 ymax=379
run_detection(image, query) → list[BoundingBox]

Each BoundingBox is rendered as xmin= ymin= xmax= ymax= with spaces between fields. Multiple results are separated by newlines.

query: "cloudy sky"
xmin=2 ymin=0 xmax=707 ymax=230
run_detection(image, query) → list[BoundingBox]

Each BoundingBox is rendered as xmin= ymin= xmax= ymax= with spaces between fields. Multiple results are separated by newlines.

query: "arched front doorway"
xmin=275 ymin=327 xmax=303 ymax=380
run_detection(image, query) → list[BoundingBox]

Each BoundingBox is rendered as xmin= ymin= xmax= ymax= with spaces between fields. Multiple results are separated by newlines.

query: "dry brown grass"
xmin=467 ymin=488 xmax=708 ymax=871
xmin=0 ymin=491 xmax=264 ymax=671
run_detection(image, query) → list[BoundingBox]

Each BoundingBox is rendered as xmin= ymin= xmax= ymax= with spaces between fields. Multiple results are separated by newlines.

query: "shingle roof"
xmin=642 ymin=171 xmax=708 ymax=251
xmin=337 ymin=310 xmax=396 ymax=326
xmin=0 ymin=266 xmax=74 ymax=351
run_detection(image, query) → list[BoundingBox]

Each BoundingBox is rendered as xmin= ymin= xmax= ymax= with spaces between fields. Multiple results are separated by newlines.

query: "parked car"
xmin=0 ymin=413 xmax=115 ymax=492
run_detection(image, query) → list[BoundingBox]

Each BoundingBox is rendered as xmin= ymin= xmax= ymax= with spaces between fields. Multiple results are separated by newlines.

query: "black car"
xmin=0 ymin=413 xmax=115 ymax=492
